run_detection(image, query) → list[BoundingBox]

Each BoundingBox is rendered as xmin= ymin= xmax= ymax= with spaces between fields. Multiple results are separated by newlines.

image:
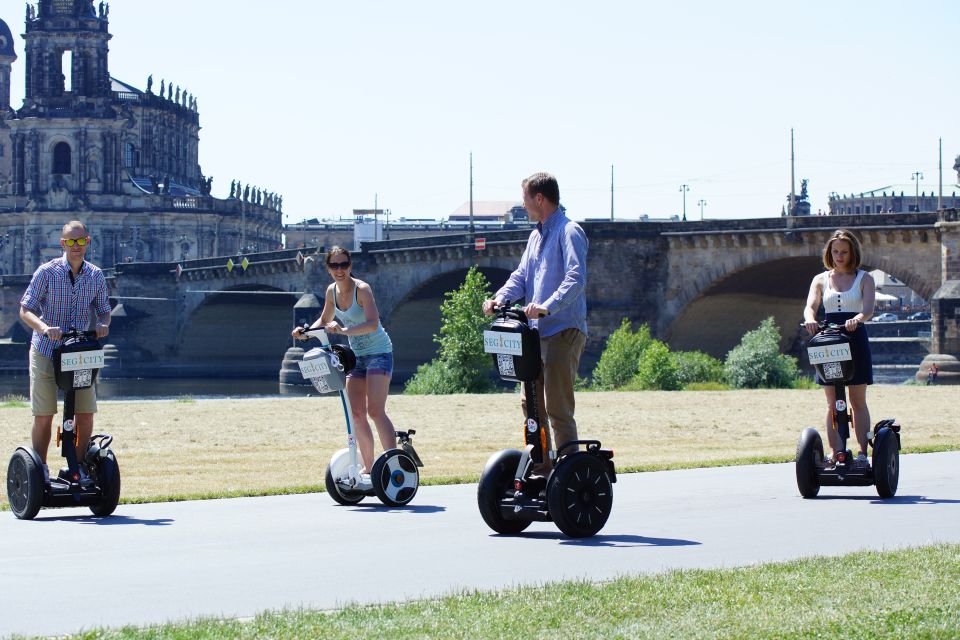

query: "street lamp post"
xmin=911 ymin=171 xmax=924 ymax=212
xmin=697 ymin=199 xmax=707 ymax=221
xmin=679 ymin=184 xmax=690 ymax=221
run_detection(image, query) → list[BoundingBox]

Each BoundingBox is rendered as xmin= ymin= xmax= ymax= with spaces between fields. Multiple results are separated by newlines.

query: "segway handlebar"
xmin=299 ymin=324 xmax=332 ymax=347
xmin=492 ymin=301 xmax=550 ymax=322
xmin=60 ymin=328 xmax=98 ymax=340
xmin=800 ymin=320 xmax=860 ymax=337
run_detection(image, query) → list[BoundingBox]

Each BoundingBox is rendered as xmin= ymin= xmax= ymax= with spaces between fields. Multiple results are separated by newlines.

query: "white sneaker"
xmin=854 ymin=453 xmax=870 ymax=470
xmin=356 ymin=473 xmax=373 ymax=491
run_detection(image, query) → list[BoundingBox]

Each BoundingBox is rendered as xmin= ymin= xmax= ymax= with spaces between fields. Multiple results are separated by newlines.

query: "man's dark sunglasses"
xmin=327 ymin=261 xmax=351 ymax=270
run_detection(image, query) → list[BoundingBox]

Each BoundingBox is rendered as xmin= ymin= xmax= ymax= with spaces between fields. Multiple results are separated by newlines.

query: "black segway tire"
xmin=795 ymin=428 xmax=822 ymax=499
xmin=477 ymin=449 xmax=530 ymax=534
xmin=371 ymin=449 xmax=419 ymax=507
xmin=873 ymin=427 xmax=900 ymax=499
xmin=89 ymin=453 xmax=121 ymax=517
xmin=546 ymin=452 xmax=614 ymax=538
xmin=324 ymin=465 xmax=365 ymax=505
xmin=7 ymin=449 xmax=44 ymax=520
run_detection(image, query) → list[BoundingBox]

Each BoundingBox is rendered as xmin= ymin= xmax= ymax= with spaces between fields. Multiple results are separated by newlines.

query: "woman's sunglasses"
xmin=327 ymin=261 xmax=351 ymax=270
xmin=62 ymin=237 xmax=90 ymax=247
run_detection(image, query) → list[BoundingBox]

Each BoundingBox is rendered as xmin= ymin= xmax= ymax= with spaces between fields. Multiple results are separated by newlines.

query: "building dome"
xmin=0 ymin=18 xmax=15 ymax=60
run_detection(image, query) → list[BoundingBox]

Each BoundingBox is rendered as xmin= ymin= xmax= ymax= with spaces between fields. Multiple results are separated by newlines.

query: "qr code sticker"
xmin=73 ymin=369 xmax=92 ymax=388
xmin=311 ymin=376 xmax=333 ymax=394
xmin=822 ymin=362 xmax=843 ymax=380
xmin=497 ymin=354 xmax=516 ymax=377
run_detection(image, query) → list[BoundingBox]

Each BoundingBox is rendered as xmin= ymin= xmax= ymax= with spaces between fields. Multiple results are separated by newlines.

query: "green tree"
xmin=724 ymin=317 xmax=800 ymax=389
xmin=591 ymin=319 xmax=652 ymax=390
xmin=404 ymin=266 xmax=497 ymax=394
xmin=634 ymin=340 xmax=682 ymax=390
xmin=671 ymin=350 xmax=725 ymax=386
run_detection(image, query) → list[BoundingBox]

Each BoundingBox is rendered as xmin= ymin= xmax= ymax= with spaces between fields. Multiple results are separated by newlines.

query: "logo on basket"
xmin=807 ymin=344 xmax=852 ymax=364
xmin=835 ymin=399 xmax=847 ymax=412
xmin=298 ymin=350 xmax=331 ymax=378
xmin=483 ymin=331 xmax=523 ymax=355
xmin=59 ymin=350 xmax=105 ymax=372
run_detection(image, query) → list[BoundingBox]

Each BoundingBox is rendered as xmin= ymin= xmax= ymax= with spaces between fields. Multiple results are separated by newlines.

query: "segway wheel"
xmin=324 ymin=448 xmax=366 ymax=505
xmin=795 ymin=428 xmax=823 ymax=499
xmin=873 ymin=427 xmax=900 ymax=498
xmin=89 ymin=453 xmax=121 ymax=517
xmin=371 ymin=449 xmax=419 ymax=507
xmin=477 ymin=449 xmax=530 ymax=534
xmin=7 ymin=449 xmax=44 ymax=520
xmin=546 ymin=452 xmax=614 ymax=538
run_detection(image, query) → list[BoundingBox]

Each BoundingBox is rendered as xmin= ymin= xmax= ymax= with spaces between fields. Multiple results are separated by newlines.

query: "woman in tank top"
xmin=293 ymin=246 xmax=397 ymax=475
xmin=802 ymin=229 xmax=876 ymax=469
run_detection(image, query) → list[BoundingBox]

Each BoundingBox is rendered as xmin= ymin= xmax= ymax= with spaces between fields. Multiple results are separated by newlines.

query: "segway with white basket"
xmin=477 ymin=304 xmax=616 ymax=538
xmin=297 ymin=327 xmax=422 ymax=507
xmin=6 ymin=329 xmax=121 ymax=520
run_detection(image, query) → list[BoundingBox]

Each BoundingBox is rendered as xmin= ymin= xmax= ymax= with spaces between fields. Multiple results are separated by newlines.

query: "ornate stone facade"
xmin=0 ymin=1 xmax=282 ymax=275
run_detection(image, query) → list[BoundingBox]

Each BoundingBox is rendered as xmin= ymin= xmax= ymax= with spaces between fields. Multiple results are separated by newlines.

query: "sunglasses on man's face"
xmin=327 ymin=261 xmax=351 ymax=270
xmin=62 ymin=237 xmax=90 ymax=247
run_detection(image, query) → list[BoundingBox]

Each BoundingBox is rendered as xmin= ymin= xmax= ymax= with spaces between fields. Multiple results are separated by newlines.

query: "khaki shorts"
xmin=30 ymin=348 xmax=97 ymax=417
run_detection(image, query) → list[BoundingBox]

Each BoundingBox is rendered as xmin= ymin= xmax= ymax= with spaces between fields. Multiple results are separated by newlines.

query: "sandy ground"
xmin=1 ymin=386 xmax=956 ymax=505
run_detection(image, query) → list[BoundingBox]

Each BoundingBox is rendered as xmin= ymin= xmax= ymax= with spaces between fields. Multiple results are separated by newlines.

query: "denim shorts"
xmin=348 ymin=351 xmax=393 ymax=379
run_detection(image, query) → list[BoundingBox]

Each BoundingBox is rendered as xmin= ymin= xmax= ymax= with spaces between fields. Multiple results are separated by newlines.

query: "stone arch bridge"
xmin=1 ymin=211 xmax=956 ymax=381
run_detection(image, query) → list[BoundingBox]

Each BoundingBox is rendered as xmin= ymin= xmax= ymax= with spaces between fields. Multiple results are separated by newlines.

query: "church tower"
xmin=0 ymin=17 xmax=15 ymax=112
xmin=22 ymin=0 xmax=112 ymax=112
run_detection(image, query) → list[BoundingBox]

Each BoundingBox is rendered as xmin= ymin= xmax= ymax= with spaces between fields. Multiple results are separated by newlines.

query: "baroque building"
xmin=0 ymin=1 xmax=282 ymax=275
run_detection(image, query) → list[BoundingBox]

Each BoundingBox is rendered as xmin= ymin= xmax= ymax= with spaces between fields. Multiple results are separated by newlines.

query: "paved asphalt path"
xmin=2 ymin=452 xmax=959 ymax=637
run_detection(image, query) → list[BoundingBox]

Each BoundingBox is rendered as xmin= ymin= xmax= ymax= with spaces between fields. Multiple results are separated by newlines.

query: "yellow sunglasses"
xmin=62 ymin=237 xmax=90 ymax=247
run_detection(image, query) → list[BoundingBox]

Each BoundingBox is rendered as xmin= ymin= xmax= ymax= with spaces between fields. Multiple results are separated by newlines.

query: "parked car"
xmin=907 ymin=311 xmax=931 ymax=321
xmin=873 ymin=312 xmax=898 ymax=322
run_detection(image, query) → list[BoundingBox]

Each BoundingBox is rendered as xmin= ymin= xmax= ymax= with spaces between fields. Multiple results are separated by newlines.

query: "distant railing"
xmin=113 ymin=91 xmax=140 ymax=102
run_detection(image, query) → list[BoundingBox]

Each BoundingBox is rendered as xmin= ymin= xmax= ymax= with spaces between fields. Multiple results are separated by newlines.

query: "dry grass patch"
xmin=0 ymin=386 xmax=956 ymax=506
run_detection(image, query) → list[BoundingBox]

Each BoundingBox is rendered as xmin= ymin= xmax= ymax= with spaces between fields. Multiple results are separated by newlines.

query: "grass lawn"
xmin=32 ymin=544 xmax=960 ymax=639
xmin=1 ymin=386 xmax=957 ymax=507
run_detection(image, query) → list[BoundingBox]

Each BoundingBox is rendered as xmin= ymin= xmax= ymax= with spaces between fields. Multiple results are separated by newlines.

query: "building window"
xmin=52 ymin=142 xmax=71 ymax=174
xmin=864 ymin=205 xmax=871 ymax=214
xmin=124 ymin=143 xmax=138 ymax=169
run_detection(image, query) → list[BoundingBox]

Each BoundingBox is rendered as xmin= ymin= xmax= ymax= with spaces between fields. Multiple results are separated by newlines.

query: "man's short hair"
xmin=522 ymin=172 xmax=560 ymax=206
xmin=61 ymin=220 xmax=88 ymax=237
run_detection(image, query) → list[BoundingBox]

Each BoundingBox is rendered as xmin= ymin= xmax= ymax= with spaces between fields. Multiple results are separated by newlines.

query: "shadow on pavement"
xmin=813 ymin=494 xmax=960 ymax=505
xmin=499 ymin=532 xmax=701 ymax=547
xmin=37 ymin=514 xmax=175 ymax=526
xmin=344 ymin=504 xmax=446 ymax=514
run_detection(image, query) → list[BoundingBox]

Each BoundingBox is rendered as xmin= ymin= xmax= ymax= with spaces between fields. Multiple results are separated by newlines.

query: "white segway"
xmin=297 ymin=327 xmax=422 ymax=507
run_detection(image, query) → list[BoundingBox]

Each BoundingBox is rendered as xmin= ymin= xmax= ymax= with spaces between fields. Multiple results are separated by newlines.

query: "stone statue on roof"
xmin=954 ymin=154 xmax=960 ymax=185
xmin=146 ymin=74 xmax=153 ymax=94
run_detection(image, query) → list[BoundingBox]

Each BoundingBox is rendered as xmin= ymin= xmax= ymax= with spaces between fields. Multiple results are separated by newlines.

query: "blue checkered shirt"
xmin=20 ymin=256 xmax=111 ymax=358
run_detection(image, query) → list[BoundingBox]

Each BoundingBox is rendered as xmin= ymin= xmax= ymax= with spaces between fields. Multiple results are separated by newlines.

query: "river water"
xmin=0 ymin=375 xmax=323 ymax=400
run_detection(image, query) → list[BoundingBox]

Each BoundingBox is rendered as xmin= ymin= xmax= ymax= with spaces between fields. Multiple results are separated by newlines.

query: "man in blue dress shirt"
xmin=483 ymin=173 xmax=588 ymax=466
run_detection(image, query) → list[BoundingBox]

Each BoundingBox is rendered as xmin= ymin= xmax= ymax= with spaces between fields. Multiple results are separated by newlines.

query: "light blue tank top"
xmin=333 ymin=282 xmax=393 ymax=356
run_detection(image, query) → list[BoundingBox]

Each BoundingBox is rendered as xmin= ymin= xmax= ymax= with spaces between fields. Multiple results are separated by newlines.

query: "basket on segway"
xmin=477 ymin=304 xmax=616 ymax=538
xmin=297 ymin=327 xmax=422 ymax=507
xmin=795 ymin=323 xmax=901 ymax=499
xmin=6 ymin=329 xmax=121 ymax=520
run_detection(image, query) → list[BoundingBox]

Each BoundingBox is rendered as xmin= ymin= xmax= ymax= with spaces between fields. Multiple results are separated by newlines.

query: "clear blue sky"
xmin=3 ymin=1 xmax=957 ymax=223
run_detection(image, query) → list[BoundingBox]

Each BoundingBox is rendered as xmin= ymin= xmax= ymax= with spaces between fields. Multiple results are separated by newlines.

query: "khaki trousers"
xmin=521 ymin=328 xmax=586 ymax=456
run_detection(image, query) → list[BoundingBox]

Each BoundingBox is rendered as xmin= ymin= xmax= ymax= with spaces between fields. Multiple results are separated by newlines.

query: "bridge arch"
xmin=665 ymin=240 xmax=940 ymax=361
xmin=178 ymin=283 xmax=299 ymax=376
xmin=385 ymin=266 xmax=513 ymax=382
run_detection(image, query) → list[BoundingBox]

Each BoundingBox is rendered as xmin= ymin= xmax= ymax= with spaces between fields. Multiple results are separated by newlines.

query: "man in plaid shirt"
xmin=19 ymin=221 xmax=111 ymax=483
